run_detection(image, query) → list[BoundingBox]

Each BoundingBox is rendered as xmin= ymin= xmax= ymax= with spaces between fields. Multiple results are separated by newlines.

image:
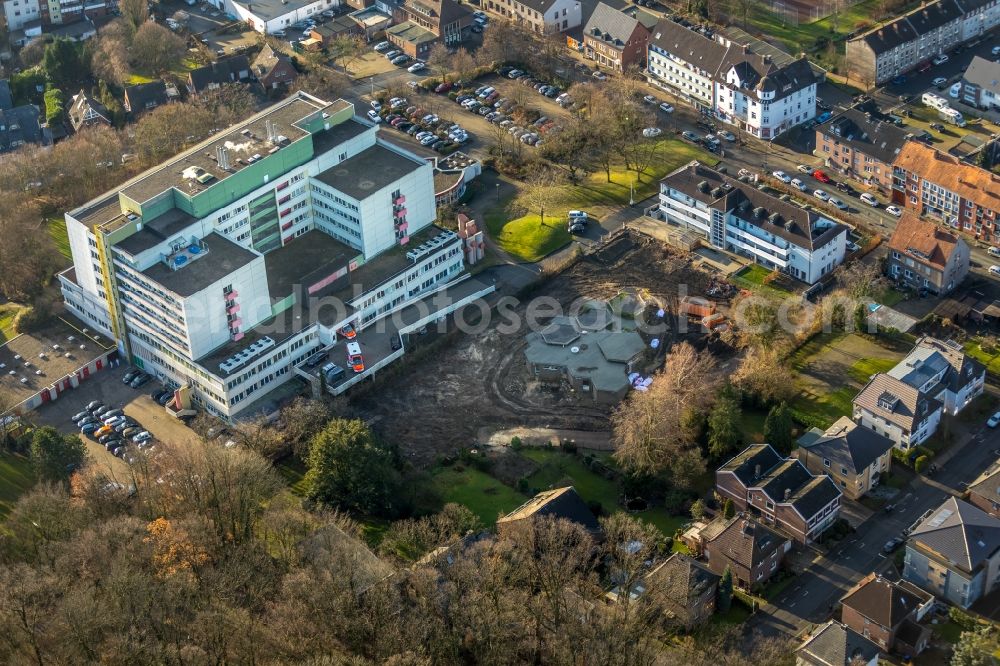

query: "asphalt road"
xmin=750 ymin=418 xmax=1000 ymax=640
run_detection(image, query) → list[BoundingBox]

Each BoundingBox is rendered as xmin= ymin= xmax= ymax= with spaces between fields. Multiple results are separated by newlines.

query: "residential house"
xmin=890 ymin=336 xmax=985 ymax=416
xmin=646 ymin=19 xmax=816 ymax=139
xmin=251 ymin=44 xmax=298 ymax=91
xmin=123 ymin=81 xmax=169 ymax=117
xmin=656 ymin=161 xmax=847 ymax=284
xmin=481 ymin=0 xmax=582 ymax=35
xmin=642 ymin=553 xmax=719 ymax=629
xmin=815 ymin=100 xmax=912 ymax=193
xmin=716 ymin=444 xmax=842 ymax=545
xmin=67 ymin=89 xmax=111 ymax=132
xmin=796 ymin=621 xmax=881 ymax=666
xmin=886 ymin=214 xmax=970 ymax=294
xmin=840 ymin=573 xmax=934 ymax=657
xmin=496 ymin=486 xmax=602 ymax=537
xmin=187 ymin=55 xmax=252 ymax=94
xmin=309 ymin=15 xmax=361 ymax=45
xmin=844 ymin=0 xmax=988 ymax=86
xmin=581 ymin=2 xmax=654 ymax=73
xmin=701 ymin=514 xmax=791 ymax=589
xmin=968 ymin=469 xmax=1000 ymax=519
xmin=795 ymin=416 xmax=894 ymax=500
xmin=388 ymin=0 xmax=471 ymax=58
xmin=958 ymin=55 xmax=1000 ymax=110
xmin=852 ymin=373 xmax=942 ymax=450
xmin=0 ymin=80 xmax=48 ymax=154
xmin=892 ymin=125 xmax=1000 ymax=248
xmin=903 ymin=497 xmax=1000 ymax=608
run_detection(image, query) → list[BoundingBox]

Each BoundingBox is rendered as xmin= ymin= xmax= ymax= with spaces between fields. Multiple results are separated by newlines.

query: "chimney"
xmin=784 ymin=488 xmax=791 ymax=501
xmin=754 ymin=464 xmax=761 ymax=478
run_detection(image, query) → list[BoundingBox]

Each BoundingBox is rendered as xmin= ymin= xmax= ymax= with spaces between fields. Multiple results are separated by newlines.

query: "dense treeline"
xmin=0 ymin=424 xmax=798 ymax=665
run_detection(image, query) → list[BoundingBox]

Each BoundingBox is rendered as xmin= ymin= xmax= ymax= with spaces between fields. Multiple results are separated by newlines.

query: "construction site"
xmin=351 ymin=231 xmax=746 ymax=466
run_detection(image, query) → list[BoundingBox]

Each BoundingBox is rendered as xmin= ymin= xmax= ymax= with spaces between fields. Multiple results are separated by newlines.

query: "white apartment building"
xmin=646 ymin=19 xmax=816 ymax=139
xmin=3 ymin=0 xmax=40 ymax=30
xmin=60 ymin=92 xmax=493 ymax=419
xmin=655 ymin=161 xmax=846 ymax=284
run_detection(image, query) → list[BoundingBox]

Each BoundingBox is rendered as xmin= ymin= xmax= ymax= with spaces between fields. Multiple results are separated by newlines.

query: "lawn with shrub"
xmin=47 ymin=217 xmax=72 ymax=262
xmin=0 ymin=453 xmax=35 ymax=520
xmin=0 ymin=303 xmax=24 ymax=344
xmin=432 ymin=465 xmax=528 ymax=525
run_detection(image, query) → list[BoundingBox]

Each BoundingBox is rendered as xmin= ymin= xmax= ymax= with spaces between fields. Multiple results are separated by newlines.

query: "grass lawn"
xmin=739 ymin=407 xmax=769 ymax=443
xmin=127 ymin=58 xmax=200 ymax=86
xmin=433 ymin=466 xmax=527 ymax=526
xmin=846 ymin=356 xmax=898 ymax=384
xmin=877 ymin=286 xmax=906 ymax=308
xmin=521 ymin=448 xmax=619 ymax=511
xmin=47 ymin=217 xmax=72 ymax=262
xmin=964 ymin=339 xmax=1000 ymax=376
xmin=936 ymin=620 xmax=964 ymax=644
xmin=636 ymin=508 xmax=687 ymax=537
xmin=489 ymin=138 xmax=716 ymax=262
xmin=790 ymin=385 xmax=855 ymax=428
xmin=275 ymin=457 xmax=310 ymax=497
xmin=790 ymin=331 xmax=845 ymax=371
xmin=711 ymin=598 xmax=753 ymax=625
xmin=0 ymin=453 xmax=35 ymax=520
xmin=0 ymin=303 xmax=24 ymax=344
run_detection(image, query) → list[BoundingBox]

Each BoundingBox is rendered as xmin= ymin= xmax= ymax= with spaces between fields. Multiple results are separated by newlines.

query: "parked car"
xmin=717 ymin=130 xmax=735 ymax=141
xmin=132 ymin=431 xmax=152 ymax=444
xmin=813 ymin=189 xmax=830 ymax=201
xmin=123 ymin=370 xmax=140 ymax=384
xmin=81 ymin=423 xmax=99 ymax=435
xmin=157 ymin=392 xmax=173 ymax=406
xmin=86 ymin=400 xmax=104 ymax=411
xmin=366 ymin=109 xmax=382 ymax=123
xmin=883 ymin=537 xmax=904 ymax=554
xmin=932 ymin=53 xmax=949 ymax=65
xmin=642 ymin=127 xmax=662 ymax=138
xmin=71 ymin=410 xmax=90 ymax=423
xmin=932 ymin=76 xmax=947 ymax=87
xmin=790 ymin=178 xmax=807 ymax=191
xmin=391 ymin=55 xmax=409 ymax=66
xmin=407 ymin=62 xmax=426 ymax=73
xmin=860 ymin=192 xmax=879 ymax=207
xmin=681 ymin=130 xmax=700 ymax=142
xmin=796 ymin=164 xmax=811 ymax=173
xmin=642 ymin=94 xmax=657 ymax=104
xmin=990 ymin=265 xmax=1000 ymax=276
xmin=989 ymin=246 xmax=1000 ymax=258
xmin=885 ymin=205 xmax=903 ymax=216
xmin=829 ymin=197 xmax=848 ymax=210
xmin=771 ymin=170 xmax=791 ymax=183
xmin=835 ymin=181 xmax=857 ymax=196
xmin=658 ymin=102 xmax=674 ymax=113
xmin=988 ymin=410 xmax=1000 ymax=428
xmin=130 ymin=374 xmax=151 ymax=388
xmin=812 ymin=169 xmax=831 ymax=183
xmin=930 ymin=122 xmax=946 ymax=131
xmin=592 ymin=71 xmax=607 ymax=80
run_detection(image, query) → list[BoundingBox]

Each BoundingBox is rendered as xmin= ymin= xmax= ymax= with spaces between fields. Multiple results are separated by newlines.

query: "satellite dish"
xmin=570 ymin=346 xmax=580 ymax=354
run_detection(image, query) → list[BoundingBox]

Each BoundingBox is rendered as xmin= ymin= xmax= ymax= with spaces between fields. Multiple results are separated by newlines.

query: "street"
xmin=751 ymin=415 xmax=1000 ymax=640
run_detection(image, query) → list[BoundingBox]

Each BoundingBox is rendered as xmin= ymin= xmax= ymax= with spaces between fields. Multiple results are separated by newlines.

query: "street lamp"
xmin=370 ymin=77 xmax=375 ymax=97
xmin=629 ymin=175 xmax=635 ymax=206
xmin=496 ymin=183 xmax=500 ymax=201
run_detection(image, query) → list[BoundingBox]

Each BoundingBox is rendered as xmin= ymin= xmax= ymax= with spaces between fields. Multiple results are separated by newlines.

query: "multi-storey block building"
xmin=481 ymin=0 xmax=581 ymax=34
xmin=581 ymin=2 xmax=655 ymax=73
xmin=646 ymin=19 xmax=816 ymax=139
xmin=904 ymin=497 xmax=1000 ymax=608
xmin=892 ymin=140 xmax=1000 ymax=247
xmin=656 ymin=161 xmax=846 ymax=284
xmin=387 ymin=0 xmax=472 ymax=59
xmin=845 ymin=0 xmax=1000 ymax=86
xmin=716 ymin=444 xmax=842 ymax=545
xmin=2 ymin=0 xmax=113 ymax=30
xmin=59 ymin=92 xmax=493 ymax=420
xmin=852 ymin=374 xmax=942 ymax=450
xmin=815 ymin=101 xmax=912 ymax=194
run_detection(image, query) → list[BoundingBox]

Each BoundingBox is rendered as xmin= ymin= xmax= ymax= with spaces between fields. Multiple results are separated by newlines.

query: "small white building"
xmin=224 ymin=0 xmax=340 ymax=33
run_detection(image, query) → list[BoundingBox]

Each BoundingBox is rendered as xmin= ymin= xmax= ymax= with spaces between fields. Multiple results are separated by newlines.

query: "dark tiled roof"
xmin=648 ymin=19 xmax=813 ymax=101
xmin=852 ymin=373 xmax=941 ymax=432
xmin=909 ymin=497 xmax=1000 ymax=573
xmin=661 ymin=161 xmax=845 ymax=251
xmin=124 ymin=81 xmax=168 ymax=114
xmin=853 ymin=0 xmax=965 ymax=56
xmin=0 ymin=104 xmax=45 ymax=152
xmin=819 ymin=100 xmax=912 ymax=165
xmin=649 ymin=553 xmax=719 ymax=606
xmin=857 ymin=19 xmax=918 ymax=54
xmin=841 ymin=573 xmax=929 ymax=629
xmin=719 ymin=443 xmax=782 ymax=486
xmin=498 ymin=486 xmax=602 ymax=534
xmin=798 ymin=416 xmax=895 ymax=476
xmin=188 ymin=55 xmax=251 ymax=93
xmin=705 ymin=515 xmax=786 ymax=579
xmin=252 ymin=44 xmax=296 ymax=81
xmin=969 ymin=469 xmax=1000 ymax=509
xmin=907 ymin=0 xmax=964 ymax=34
xmin=584 ymin=2 xmax=644 ymax=48
xmin=797 ymin=621 xmax=881 ymax=666
xmin=789 ymin=476 xmax=843 ymax=520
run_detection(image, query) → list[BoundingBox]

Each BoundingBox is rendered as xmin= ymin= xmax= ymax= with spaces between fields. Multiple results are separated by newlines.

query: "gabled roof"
xmin=704 ymin=515 xmax=787 ymax=576
xmin=648 ymin=19 xmax=813 ymax=101
xmin=497 ymin=486 xmax=602 ymax=534
xmin=962 ymin=55 xmax=1000 ymax=98
xmin=888 ymin=214 xmax=965 ymax=272
xmin=819 ymin=100 xmax=912 ymax=165
xmin=718 ymin=442 xmax=783 ymax=486
xmin=660 ymin=161 xmax=845 ymax=251
xmin=909 ymin=497 xmax=1000 ymax=573
xmin=851 ymin=0 xmax=964 ymax=56
xmin=648 ymin=553 xmax=719 ymax=607
xmin=968 ymin=469 xmax=1000 ymax=512
xmin=852 ymin=373 xmax=940 ymax=431
xmin=251 ymin=44 xmax=295 ymax=80
xmin=506 ymin=0 xmax=560 ymax=14
xmin=841 ymin=572 xmax=931 ymax=629
xmin=584 ymin=2 xmax=646 ymax=47
xmin=890 ymin=336 xmax=983 ymax=396
xmin=798 ymin=416 xmax=894 ymax=476
xmin=797 ymin=621 xmax=881 ymax=666
xmin=893 ymin=141 xmax=1000 ymax=211
xmin=123 ymin=80 xmax=168 ymax=114
xmin=68 ymin=89 xmax=111 ymax=131
xmin=188 ymin=55 xmax=251 ymax=93
xmin=0 ymin=104 xmax=45 ymax=152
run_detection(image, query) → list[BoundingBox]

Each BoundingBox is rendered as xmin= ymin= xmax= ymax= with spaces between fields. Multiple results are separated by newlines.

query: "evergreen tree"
xmin=764 ymin=401 xmax=794 ymax=455
xmin=29 ymin=426 xmax=85 ymax=483
xmin=718 ymin=565 xmax=734 ymax=613
xmin=708 ymin=389 xmax=741 ymax=459
xmin=722 ymin=497 xmax=735 ymax=519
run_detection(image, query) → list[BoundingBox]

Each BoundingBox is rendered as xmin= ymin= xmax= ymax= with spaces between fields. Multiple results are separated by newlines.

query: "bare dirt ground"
xmin=351 ymin=231 xmax=727 ymax=467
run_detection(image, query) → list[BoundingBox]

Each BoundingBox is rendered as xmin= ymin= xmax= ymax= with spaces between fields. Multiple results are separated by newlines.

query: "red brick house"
xmin=968 ymin=470 xmax=1000 ymax=519
xmin=582 ymin=2 xmax=655 ymax=73
xmin=701 ymin=515 xmax=790 ymax=590
xmin=252 ymin=45 xmax=298 ymax=91
xmin=840 ymin=573 xmax=933 ymax=658
xmin=716 ymin=444 xmax=842 ymax=544
xmin=387 ymin=0 xmax=472 ymax=59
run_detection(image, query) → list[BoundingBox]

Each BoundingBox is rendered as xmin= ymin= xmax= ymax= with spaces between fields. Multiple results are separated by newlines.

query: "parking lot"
xmin=32 ymin=367 xmax=201 ymax=474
